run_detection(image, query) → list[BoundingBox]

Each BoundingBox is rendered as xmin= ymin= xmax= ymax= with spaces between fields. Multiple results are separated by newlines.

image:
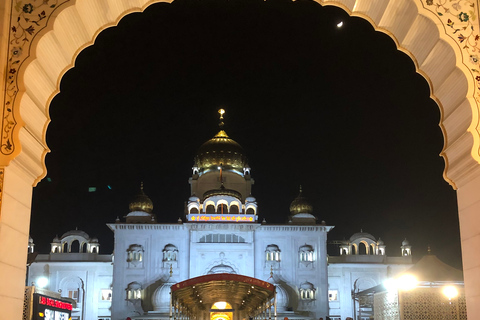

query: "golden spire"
xmin=218 ymin=109 xmax=225 ymax=128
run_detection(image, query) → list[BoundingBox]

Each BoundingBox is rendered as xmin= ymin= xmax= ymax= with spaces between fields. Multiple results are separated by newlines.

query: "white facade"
xmin=27 ymin=231 xmax=113 ymax=320
xmin=28 ymin=122 xmax=413 ymax=320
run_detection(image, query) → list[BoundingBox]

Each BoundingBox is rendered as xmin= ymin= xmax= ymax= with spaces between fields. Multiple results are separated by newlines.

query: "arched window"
xmin=127 ymin=282 xmax=142 ymax=300
xmin=359 ymin=242 xmax=367 ymax=255
xmin=206 ymin=204 xmax=215 ymax=213
xmin=127 ymin=244 xmax=144 ymax=267
xmin=163 ymin=244 xmax=178 ymax=261
xmin=68 ymin=288 xmax=80 ymax=302
xmin=299 ymin=244 xmax=314 ymax=262
xmin=217 ymin=204 xmax=228 ymax=214
xmin=190 ymin=207 xmax=199 ymax=213
xmin=92 ymin=247 xmax=97 ymax=254
xmin=230 ymin=205 xmax=239 ymax=214
xmin=70 ymin=240 xmax=80 ymax=253
xmin=246 ymin=207 xmax=254 ymax=214
xmin=265 ymin=244 xmax=281 ymax=261
xmin=299 ymin=282 xmax=315 ymax=300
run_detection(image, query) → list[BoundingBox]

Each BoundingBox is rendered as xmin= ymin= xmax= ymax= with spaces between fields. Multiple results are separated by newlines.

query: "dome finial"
xmin=218 ymin=109 xmax=225 ymax=129
xmin=129 ymin=184 xmax=153 ymax=213
xmin=290 ymin=186 xmax=313 ymax=215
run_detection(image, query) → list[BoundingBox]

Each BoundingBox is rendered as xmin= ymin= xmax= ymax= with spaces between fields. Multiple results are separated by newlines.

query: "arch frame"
xmin=2 ymin=0 xmax=480 ymax=319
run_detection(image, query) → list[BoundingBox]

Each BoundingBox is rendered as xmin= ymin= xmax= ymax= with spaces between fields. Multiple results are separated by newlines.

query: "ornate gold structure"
xmin=128 ymin=182 xmax=154 ymax=213
xmin=289 ymin=186 xmax=314 ymax=215
xmin=194 ymin=110 xmax=248 ymax=172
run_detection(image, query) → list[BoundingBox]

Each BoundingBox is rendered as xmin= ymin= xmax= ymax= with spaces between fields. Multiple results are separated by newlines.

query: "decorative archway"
xmin=1 ymin=0 xmax=480 ymax=319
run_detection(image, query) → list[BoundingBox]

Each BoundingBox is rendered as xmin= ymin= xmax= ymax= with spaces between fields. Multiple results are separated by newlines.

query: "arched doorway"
xmin=171 ymin=274 xmax=275 ymax=320
xmin=1 ymin=0 xmax=480 ymax=319
xmin=211 ymin=301 xmax=234 ymax=320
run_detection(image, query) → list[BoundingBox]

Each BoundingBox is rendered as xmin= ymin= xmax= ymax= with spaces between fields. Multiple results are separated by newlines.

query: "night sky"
xmin=29 ymin=0 xmax=461 ymax=269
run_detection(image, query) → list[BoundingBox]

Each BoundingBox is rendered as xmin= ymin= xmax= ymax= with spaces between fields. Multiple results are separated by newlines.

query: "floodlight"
xmin=36 ymin=277 xmax=48 ymax=288
xmin=443 ymin=286 xmax=458 ymax=299
xmin=396 ymin=274 xmax=417 ymax=291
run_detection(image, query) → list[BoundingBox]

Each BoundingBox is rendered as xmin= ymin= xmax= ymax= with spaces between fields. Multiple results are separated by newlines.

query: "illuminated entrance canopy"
xmin=187 ymin=214 xmax=257 ymax=222
xmin=171 ymin=273 xmax=276 ymax=318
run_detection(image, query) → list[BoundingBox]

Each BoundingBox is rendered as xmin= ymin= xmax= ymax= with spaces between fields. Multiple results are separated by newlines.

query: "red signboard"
xmin=33 ymin=293 xmax=72 ymax=320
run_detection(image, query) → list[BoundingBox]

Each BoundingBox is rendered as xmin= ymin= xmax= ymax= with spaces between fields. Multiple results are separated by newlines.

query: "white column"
xmin=274 ymin=290 xmax=277 ymax=320
xmin=0 ymin=162 xmax=34 ymax=320
xmin=457 ymin=171 xmax=480 ymax=319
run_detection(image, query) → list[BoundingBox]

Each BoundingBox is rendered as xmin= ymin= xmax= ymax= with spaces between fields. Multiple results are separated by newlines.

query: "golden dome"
xmin=194 ymin=130 xmax=247 ymax=171
xmin=129 ymin=183 xmax=153 ymax=213
xmin=289 ymin=186 xmax=313 ymax=215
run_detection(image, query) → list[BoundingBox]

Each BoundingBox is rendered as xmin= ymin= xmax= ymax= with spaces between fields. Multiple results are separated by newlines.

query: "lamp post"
xmin=352 ymin=278 xmax=360 ymax=320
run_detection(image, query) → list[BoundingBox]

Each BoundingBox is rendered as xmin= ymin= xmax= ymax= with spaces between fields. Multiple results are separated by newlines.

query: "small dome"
xmin=266 ymin=244 xmax=280 ymax=252
xmin=299 ymin=244 xmax=314 ymax=252
xmin=203 ymin=186 xmax=242 ymax=201
xmin=350 ymin=231 xmax=376 ymax=242
xmin=129 ymin=183 xmax=153 ymax=213
xmin=377 ymin=238 xmax=385 ymax=245
xmin=52 ymin=235 xmax=60 ymax=243
xmin=289 ymin=186 xmax=313 ymax=215
xmin=207 ymin=263 xmax=237 ymax=274
xmin=29 ymin=236 xmax=34 ymax=243
xmin=194 ymin=130 xmax=248 ymax=172
xmin=163 ymin=244 xmax=178 ymax=252
xmin=60 ymin=230 xmax=89 ymax=240
xmin=402 ymin=238 xmax=410 ymax=246
xmin=299 ymin=282 xmax=315 ymax=290
xmin=246 ymin=195 xmax=256 ymax=203
xmin=90 ymin=237 xmax=99 ymax=243
xmin=188 ymin=195 xmax=200 ymax=203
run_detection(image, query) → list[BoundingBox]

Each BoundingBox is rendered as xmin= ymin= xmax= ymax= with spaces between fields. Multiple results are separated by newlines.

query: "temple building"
xmin=28 ymin=110 xmax=414 ymax=320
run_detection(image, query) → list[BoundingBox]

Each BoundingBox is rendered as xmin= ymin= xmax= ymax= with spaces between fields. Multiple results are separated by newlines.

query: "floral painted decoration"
xmin=422 ymin=0 xmax=480 ymax=105
xmin=4 ymin=0 xmax=71 ymax=155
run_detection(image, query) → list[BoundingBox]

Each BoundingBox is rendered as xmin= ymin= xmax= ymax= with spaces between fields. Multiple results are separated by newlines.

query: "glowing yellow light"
xmin=218 ymin=109 xmax=225 ymax=119
xmin=337 ymin=21 xmax=343 ymax=28
xmin=214 ymin=301 xmax=227 ymax=309
xmin=39 ymin=312 xmax=44 ymax=317
xmin=443 ymin=286 xmax=458 ymax=299
xmin=396 ymin=274 xmax=417 ymax=291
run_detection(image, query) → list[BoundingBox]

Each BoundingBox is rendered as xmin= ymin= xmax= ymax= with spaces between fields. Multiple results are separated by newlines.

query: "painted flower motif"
xmin=426 ymin=0 xmax=433 ymax=5
xmin=452 ymin=3 xmax=461 ymax=11
xmin=471 ymin=55 xmax=479 ymax=64
xmin=476 ymin=35 xmax=480 ymax=41
xmin=9 ymin=69 xmax=16 ymax=75
xmin=11 ymin=47 xmax=22 ymax=57
xmin=476 ymin=76 xmax=480 ymax=81
xmin=22 ymin=3 xmax=34 ymax=14
xmin=458 ymin=12 xmax=469 ymax=22
xmin=458 ymin=34 xmax=466 ymax=43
